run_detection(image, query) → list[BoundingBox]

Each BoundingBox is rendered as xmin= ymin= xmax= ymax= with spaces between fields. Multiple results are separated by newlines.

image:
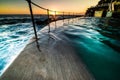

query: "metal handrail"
xmin=26 ymin=0 xmax=81 ymax=50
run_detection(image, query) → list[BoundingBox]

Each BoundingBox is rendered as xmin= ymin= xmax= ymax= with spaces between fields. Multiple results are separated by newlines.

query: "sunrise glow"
xmin=0 ymin=0 xmax=99 ymax=14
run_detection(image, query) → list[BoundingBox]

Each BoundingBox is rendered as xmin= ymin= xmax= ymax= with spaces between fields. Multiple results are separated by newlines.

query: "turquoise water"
xmin=64 ymin=17 xmax=120 ymax=80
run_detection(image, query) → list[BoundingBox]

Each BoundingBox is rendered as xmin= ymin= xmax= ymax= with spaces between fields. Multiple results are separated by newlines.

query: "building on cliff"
xmin=85 ymin=0 xmax=120 ymax=18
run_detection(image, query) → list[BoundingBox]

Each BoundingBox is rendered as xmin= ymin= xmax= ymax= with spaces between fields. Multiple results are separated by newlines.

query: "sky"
xmin=0 ymin=0 xmax=99 ymax=14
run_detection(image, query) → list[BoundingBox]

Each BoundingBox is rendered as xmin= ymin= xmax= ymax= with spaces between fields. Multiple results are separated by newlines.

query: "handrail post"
xmin=78 ymin=13 xmax=79 ymax=21
xmin=73 ymin=12 xmax=75 ymax=23
xmin=54 ymin=11 xmax=57 ymax=30
xmin=72 ymin=12 xmax=74 ymax=23
xmin=63 ymin=12 xmax=64 ymax=25
xmin=26 ymin=0 xmax=41 ymax=51
xmin=47 ymin=9 xmax=50 ymax=33
xmin=68 ymin=12 xmax=69 ymax=24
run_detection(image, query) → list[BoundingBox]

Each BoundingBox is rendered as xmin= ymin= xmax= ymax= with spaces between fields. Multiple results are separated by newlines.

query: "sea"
xmin=0 ymin=15 xmax=120 ymax=80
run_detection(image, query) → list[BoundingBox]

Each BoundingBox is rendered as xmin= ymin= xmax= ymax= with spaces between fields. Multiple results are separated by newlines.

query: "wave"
xmin=0 ymin=22 xmax=34 ymax=75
